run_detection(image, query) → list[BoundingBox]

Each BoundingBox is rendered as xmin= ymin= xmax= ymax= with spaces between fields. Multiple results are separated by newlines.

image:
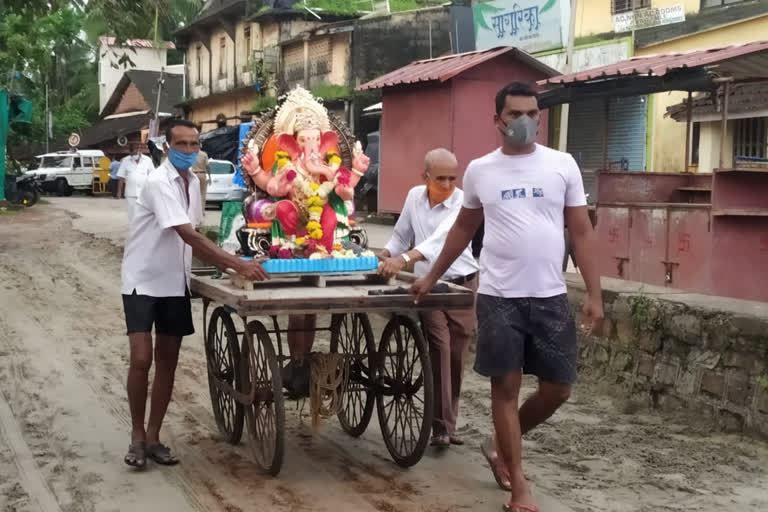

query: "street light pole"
xmin=557 ymin=0 xmax=577 ymax=152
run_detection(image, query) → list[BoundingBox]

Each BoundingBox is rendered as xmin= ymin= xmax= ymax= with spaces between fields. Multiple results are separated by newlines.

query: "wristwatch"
xmin=401 ymin=253 xmax=411 ymax=264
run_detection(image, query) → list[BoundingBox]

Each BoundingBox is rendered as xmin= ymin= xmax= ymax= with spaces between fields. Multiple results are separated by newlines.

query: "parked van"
xmin=26 ymin=149 xmax=106 ymax=196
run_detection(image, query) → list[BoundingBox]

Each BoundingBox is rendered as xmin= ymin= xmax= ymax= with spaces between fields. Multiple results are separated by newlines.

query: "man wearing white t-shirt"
xmin=117 ymin=143 xmax=155 ymax=222
xmin=411 ymin=82 xmax=603 ymax=512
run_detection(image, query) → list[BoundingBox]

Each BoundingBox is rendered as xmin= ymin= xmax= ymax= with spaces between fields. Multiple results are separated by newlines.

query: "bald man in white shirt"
xmin=378 ymin=148 xmax=479 ymax=447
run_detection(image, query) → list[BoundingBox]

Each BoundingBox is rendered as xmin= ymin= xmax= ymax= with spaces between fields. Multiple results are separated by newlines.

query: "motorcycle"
xmin=4 ymin=173 xmax=43 ymax=207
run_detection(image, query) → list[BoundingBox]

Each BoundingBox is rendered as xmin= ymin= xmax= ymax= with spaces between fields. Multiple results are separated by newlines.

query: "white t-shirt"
xmin=463 ymin=144 xmax=586 ymax=298
xmin=121 ymin=159 xmax=202 ymax=297
xmin=117 ymin=154 xmax=155 ymax=198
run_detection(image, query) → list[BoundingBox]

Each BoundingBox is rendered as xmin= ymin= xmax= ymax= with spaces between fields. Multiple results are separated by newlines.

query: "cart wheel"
xmin=375 ymin=315 xmax=434 ymax=468
xmin=242 ymin=320 xmax=285 ymax=476
xmin=330 ymin=313 xmax=376 ymax=437
xmin=205 ymin=307 xmax=245 ymax=444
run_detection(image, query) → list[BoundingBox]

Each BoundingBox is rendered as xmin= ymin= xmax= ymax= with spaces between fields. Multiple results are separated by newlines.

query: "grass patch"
xmin=311 ymin=83 xmax=352 ymax=101
xmin=253 ymin=95 xmax=278 ymax=113
xmin=298 ymin=0 xmax=444 ymax=15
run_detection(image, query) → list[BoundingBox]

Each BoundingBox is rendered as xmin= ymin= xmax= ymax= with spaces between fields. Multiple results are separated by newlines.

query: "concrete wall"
xmin=351 ymin=8 xmax=453 ymax=89
xmin=567 ymin=275 xmax=768 ymax=438
xmin=99 ymin=44 xmax=168 ymax=112
xmin=697 ymin=120 xmax=735 ymax=173
xmin=188 ymin=89 xmax=254 ymax=128
xmin=637 ymin=15 xmax=768 ymax=173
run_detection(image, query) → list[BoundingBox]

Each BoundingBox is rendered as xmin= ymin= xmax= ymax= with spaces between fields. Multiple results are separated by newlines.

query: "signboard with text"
xmin=612 ymin=4 xmax=685 ymax=33
xmin=473 ymin=0 xmax=570 ymax=54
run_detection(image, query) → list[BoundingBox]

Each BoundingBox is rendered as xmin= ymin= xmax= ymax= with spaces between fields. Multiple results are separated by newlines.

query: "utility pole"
xmin=0 ymin=89 xmax=8 ymax=201
xmin=45 ymin=80 xmax=50 ymax=153
xmin=557 ymin=0 xmax=577 ymax=152
xmin=150 ymin=67 xmax=165 ymax=139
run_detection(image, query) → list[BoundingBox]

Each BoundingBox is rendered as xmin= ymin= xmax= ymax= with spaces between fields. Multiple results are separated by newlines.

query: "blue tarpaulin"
xmin=233 ymin=122 xmax=253 ymax=188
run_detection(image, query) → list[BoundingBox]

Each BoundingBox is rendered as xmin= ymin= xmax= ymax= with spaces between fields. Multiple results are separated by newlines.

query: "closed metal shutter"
xmin=567 ymin=95 xmax=648 ymax=172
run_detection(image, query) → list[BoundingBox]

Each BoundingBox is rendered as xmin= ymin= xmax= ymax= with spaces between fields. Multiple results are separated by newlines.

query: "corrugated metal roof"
xmin=357 ymin=47 xmax=558 ymax=91
xmin=667 ymin=83 xmax=768 ymax=121
xmin=99 ymin=36 xmax=176 ymax=50
xmin=540 ymin=40 xmax=768 ymax=86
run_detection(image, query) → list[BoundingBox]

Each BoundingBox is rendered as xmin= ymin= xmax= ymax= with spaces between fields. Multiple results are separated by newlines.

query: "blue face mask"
xmin=168 ymin=147 xmax=198 ymax=170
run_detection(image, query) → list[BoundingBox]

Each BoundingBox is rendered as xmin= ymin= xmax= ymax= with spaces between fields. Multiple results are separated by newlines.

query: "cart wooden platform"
xmin=190 ymin=270 xmax=475 ymax=476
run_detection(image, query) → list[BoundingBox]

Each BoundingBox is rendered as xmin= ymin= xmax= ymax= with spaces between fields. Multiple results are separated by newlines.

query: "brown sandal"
xmin=481 ymin=438 xmax=512 ymax=491
xmin=124 ymin=441 xmax=146 ymax=469
xmin=146 ymin=443 xmax=179 ymax=465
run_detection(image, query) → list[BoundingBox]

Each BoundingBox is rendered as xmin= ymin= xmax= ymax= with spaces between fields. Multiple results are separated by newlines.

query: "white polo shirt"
xmin=385 ymin=185 xmax=478 ymax=280
xmin=121 ymin=159 xmax=202 ymax=297
xmin=117 ymin=154 xmax=155 ymax=198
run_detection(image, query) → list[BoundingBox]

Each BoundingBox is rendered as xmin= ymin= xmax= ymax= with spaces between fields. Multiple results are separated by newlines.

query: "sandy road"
xmin=0 ymin=200 xmax=767 ymax=512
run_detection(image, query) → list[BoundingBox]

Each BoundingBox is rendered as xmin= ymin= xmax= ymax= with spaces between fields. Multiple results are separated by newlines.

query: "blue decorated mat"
xmin=241 ymin=256 xmax=379 ymax=274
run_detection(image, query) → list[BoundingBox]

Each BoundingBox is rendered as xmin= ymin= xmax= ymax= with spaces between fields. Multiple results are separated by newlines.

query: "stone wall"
xmin=350 ymin=7 xmax=453 ymax=135
xmin=566 ymin=275 xmax=768 ymax=438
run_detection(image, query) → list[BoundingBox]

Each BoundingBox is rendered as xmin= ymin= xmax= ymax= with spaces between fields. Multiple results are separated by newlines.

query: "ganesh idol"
xmin=239 ymin=87 xmax=370 ymax=259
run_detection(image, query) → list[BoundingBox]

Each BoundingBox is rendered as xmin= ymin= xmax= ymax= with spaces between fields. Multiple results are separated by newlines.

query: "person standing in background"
xmin=190 ymin=150 xmax=210 ymax=226
xmin=109 ymin=158 xmax=121 ymax=198
xmin=117 ymin=143 xmax=155 ymax=222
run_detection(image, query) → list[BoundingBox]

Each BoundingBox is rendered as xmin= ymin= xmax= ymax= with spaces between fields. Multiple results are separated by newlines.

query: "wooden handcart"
xmin=191 ymin=270 xmax=474 ymax=476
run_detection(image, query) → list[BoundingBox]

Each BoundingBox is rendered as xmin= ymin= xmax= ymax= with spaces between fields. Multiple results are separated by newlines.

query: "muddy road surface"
xmin=0 ymin=202 xmax=766 ymax=512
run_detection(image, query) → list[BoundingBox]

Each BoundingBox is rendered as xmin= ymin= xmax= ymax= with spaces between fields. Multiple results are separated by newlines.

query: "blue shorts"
xmin=473 ymin=294 xmax=578 ymax=384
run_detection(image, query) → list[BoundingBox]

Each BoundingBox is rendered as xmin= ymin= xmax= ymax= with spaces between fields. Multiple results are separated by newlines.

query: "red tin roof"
xmin=357 ymin=46 xmax=558 ymax=91
xmin=540 ymin=40 xmax=768 ymax=86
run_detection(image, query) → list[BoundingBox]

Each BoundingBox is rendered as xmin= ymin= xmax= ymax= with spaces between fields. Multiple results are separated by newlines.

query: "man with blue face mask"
xmin=411 ymin=82 xmax=603 ymax=512
xmin=120 ymin=119 xmax=269 ymax=469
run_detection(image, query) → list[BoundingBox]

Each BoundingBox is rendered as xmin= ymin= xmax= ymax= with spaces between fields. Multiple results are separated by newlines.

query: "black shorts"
xmin=122 ymin=289 xmax=195 ymax=337
xmin=473 ymin=293 xmax=577 ymax=384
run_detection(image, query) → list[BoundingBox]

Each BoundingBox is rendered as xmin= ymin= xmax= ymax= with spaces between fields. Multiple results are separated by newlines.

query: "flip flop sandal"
xmin=449 ymin=434 xmax=465 ymax=446
xmin=147 ymin=443 xmax=180 ymax=466
xmin=124 ymin=441 xmax=146 ymax=469
xmin=430 ymin=434 xmax=450 ymax=447
xmin=502 ymin=504 xmax=539 ymax=512
xmin=481 ymin=438 xmax=512 ymax=491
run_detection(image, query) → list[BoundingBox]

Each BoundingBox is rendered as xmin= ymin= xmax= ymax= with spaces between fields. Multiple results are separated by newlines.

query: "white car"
xmin=206 ymin=159 xmax=246 ymax=205
xmin=26 ymin=149 xmax=106 ymax=196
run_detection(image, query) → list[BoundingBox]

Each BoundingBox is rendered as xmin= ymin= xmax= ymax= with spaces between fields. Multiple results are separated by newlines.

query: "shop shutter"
xmin=567 ymin=95 xmax=648 ymax=172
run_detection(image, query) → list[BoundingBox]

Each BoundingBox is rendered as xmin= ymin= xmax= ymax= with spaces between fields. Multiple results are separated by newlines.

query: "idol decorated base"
xmin=229 ymin=256 xmax=383 ymax=289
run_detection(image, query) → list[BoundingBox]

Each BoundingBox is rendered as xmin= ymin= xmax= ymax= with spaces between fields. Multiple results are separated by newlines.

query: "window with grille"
xmin=219 ymin=37 xmax=227 ymax=78
xmin=734 ymin=118 xmax=768 ymax=161
xmin=196 ymin=45 xmax=202 ymax=83
xmin=613 ymin=0 xmax=650 ymax=14
xmin=702 ymin=0 xmax=747 ymax=8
